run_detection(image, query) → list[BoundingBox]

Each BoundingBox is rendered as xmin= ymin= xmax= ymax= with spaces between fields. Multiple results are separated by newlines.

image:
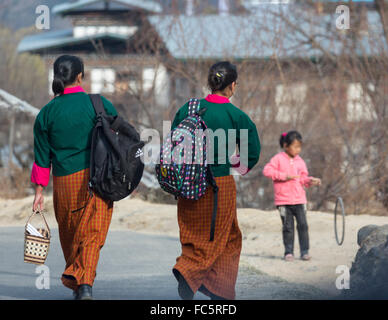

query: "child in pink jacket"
xmin=263 ymin=131 xmax=321 ymax=262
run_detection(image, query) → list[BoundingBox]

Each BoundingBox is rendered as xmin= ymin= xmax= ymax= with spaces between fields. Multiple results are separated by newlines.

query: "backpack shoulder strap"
xmin=188 ymin=98 xmax=200 ymax=116
xmin=206 ymin=166 xmax=218 ymax=242
xmin=89 ymin=94 xmax=106 ymax=116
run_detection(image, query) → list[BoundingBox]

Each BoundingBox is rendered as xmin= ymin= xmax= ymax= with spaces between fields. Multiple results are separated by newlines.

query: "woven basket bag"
xmin=24 ymin=210 xmax=51 ymax=265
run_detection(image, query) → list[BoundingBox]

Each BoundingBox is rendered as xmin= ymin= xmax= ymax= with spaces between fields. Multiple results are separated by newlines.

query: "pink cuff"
xmin=303 ymin=176 xmax=313 ymax=187
xmin=31 ymin=162 xmax=50 ymax=187
xmin=230 ymin=155 xmax=249 ymax=176
xmin=279 ymin=172 xmax=288 ymax=181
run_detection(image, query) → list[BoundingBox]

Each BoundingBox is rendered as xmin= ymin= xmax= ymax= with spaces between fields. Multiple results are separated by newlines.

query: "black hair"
xmin=279 ymin=130 xmax=303 ymax=148
xmin=208 ymin=61 xmax=238 ymax=93
xmin=52 ymin=55 xmax=84 ymax=96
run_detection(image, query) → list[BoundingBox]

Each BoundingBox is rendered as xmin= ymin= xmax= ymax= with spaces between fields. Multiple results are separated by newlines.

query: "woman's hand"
xmin=33 ymin=185 xmax=44 ymax=211
xmin=310 ymin=177 xmax=322 ymax=186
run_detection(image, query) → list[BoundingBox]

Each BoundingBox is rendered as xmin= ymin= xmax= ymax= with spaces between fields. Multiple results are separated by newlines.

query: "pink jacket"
xmin=263 ymin=152 xmax=312 ymax=206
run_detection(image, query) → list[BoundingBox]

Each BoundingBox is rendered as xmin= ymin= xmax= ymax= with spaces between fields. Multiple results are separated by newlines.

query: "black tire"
xmin=334 ymin=196 xmax=345 ymax=245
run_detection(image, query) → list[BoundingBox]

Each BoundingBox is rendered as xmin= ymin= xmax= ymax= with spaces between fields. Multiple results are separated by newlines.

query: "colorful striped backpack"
xmin=155 ymin=99 xmax=219 ymax=241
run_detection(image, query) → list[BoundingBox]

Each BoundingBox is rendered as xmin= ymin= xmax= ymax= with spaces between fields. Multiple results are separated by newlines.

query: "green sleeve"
xmin=101 ymin=95 xmax=118 ymax=116
xmin=171 ymin=102 xmax=188 ymax=131
xmin=236 ymin=113 xmax=261 ymax=171
xmin=33 ymin=112 xmax=51 ymax=168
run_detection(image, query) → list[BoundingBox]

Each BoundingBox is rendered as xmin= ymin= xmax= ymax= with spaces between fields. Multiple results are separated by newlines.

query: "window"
xmin=48 ymin=68 xmax=53 ymax=96
xmin=73 ymin=26 xmax=137 ymax=38
xmin=91 ymin=68 xmax=116 ymax=94
xmin=142 ymin=67 xmax=155 ymax=92
xmin=142 ymin=66 xmax=170 ymax=106
xmin=175 ymin=77 xmax=189 ymax=98
xmin=347 ymin=83 xmax=376 ymax=122
xmin=128 ymin=75 xmax=141 ymax=94
xmin=275 ymin=83 xmax=307 ymax=123
xmin=153 ymin=65 xmax=169 ymax=107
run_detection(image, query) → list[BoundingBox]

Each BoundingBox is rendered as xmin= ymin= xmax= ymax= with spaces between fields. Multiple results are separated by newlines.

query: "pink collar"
xmin=281 ymin=151 xmax=300 ymax=161
xmin=205 ymin=94 xmax=230 ymax=104
xmin=63 ymin=86 xmax=85 ymax=94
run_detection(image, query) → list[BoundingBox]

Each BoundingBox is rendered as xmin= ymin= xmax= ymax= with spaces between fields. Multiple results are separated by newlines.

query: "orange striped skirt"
xmin=53 ymin=168 xmax=113 ymax=291
xmin=173 ymin=175 xmax=242 ymax=300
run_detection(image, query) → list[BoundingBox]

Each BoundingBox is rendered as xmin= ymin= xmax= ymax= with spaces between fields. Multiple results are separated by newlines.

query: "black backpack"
xmin=88 ymin=94 xmax=145 ymax=201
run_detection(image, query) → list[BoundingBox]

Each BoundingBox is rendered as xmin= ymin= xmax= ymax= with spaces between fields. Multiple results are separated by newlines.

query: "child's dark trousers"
xmin=277 ymin=204 xmax=309 ymax=257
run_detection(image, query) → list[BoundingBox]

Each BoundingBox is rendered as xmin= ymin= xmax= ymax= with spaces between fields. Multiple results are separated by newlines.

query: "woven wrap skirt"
xmin=53 ymin=168 xmax=113 ymax=291
xmin=173 ymin=175 xmax=242 ymax=300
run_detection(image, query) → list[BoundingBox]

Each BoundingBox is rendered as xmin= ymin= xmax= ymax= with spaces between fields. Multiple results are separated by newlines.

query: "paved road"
xmin=0 ymin=227 xmax=329 ymax=300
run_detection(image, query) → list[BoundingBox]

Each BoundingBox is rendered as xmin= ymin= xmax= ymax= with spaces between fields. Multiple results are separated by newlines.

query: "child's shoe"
xmin=301 ymin=254 xmax=311 ymax=261
xmin=284 ymin=254 xmax=294 ymax=261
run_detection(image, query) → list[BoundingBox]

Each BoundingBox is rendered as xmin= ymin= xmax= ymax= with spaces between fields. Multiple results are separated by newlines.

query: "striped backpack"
xmin=155 ymin=99 xmax=219 ymax=241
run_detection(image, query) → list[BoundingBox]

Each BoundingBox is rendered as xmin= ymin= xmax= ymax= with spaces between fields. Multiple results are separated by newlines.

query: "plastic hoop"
xmin=334 ymin=196 xmax=345 ymax=245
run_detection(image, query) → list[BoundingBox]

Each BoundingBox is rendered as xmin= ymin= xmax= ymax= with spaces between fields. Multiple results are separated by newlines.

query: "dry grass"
xmin=0 ymin=167 xmax=33 ymax=199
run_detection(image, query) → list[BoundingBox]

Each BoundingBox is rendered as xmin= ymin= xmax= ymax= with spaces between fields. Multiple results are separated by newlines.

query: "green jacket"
xmin=33 ymin=92 xmax=117 ymax=177
xmin=171 ymin=97 xmax=261 ymax=177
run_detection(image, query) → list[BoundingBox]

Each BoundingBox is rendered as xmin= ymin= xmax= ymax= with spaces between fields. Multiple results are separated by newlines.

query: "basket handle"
xmin=25 ymin=210 xmax=51 ymax=239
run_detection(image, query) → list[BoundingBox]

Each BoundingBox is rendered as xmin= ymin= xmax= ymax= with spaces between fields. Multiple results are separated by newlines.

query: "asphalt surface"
xmin=0 ymin=227 xmax=206 ymax=300
xmin=0 ymin=227 xmax=329 ymax=300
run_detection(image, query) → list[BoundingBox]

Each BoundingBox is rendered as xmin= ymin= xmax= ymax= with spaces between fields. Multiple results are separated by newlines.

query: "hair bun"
xmin=208 ymin=61 xmax=238 ymax=93
xmin=212 ymin=74 xmax=222 ymax=85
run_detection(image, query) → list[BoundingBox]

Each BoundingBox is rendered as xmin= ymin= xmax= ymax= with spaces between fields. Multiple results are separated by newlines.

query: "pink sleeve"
xmin=299 ymin=160 xmax=312 ymax=188
xmin=263 ymin=155 xmax=287 ymax=181
xmin=31 ymin=162 xmax=50 ymax=187
xmin=230 ymin=154 xmax=249 ymax=175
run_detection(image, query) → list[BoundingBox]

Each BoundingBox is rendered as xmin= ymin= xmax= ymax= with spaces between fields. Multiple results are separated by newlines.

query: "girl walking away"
xmin=170 ymin=61 xmax=261 ymax=300
xmin=263 ymin=131 xmax=321 ymax=262
xmin=31 ymin=55 xmax=118 ymax=300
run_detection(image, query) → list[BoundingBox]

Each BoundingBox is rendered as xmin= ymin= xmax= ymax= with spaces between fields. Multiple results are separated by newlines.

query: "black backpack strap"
xmin=188 ymin=98 xmax=200 ymax=116
xmin=210 ymin=186 xmax=218 ymax=242
xmin=89 ymin=94 xmax=106 ymax=116
xmin=88 ymin=94 xmax=106 ymax=195
xmin=89 ymin=94 xmax=123 ymax=132
xmin=207 ymin=166 xmax=219 ymax=242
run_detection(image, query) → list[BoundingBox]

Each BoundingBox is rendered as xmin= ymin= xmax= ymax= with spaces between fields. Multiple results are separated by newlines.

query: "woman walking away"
xmin=170 ymin=61 xmax=261 ymax=300
xmin=31 ymin=55 xmax=118 ymax=300
xmin=263 ymin=131 xmax=321 ymax=262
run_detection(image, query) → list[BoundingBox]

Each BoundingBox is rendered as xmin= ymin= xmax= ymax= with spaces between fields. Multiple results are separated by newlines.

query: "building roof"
xmin=0 ymin=89 xmax=39 ymax=117
xmin=148 ymin=5 xmax=387 ymax=60
xmin=17 ymin=28 xmax=130 ymax=53
xmin=52 ymin=0 xmax=163 ymax=15
xmin=18 ymin=3 xmax=387 ymax=59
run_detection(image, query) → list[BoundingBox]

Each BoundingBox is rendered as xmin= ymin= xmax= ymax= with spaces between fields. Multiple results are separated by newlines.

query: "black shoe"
xmin=77 ymin=284 xmax=93 ymax=300
xmin=177 ymin=273 xmax=194 ymax=300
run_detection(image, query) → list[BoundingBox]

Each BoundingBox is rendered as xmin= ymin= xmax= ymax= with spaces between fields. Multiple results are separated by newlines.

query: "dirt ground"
xmin=2 ymin=194 xmax=388 ymax=298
